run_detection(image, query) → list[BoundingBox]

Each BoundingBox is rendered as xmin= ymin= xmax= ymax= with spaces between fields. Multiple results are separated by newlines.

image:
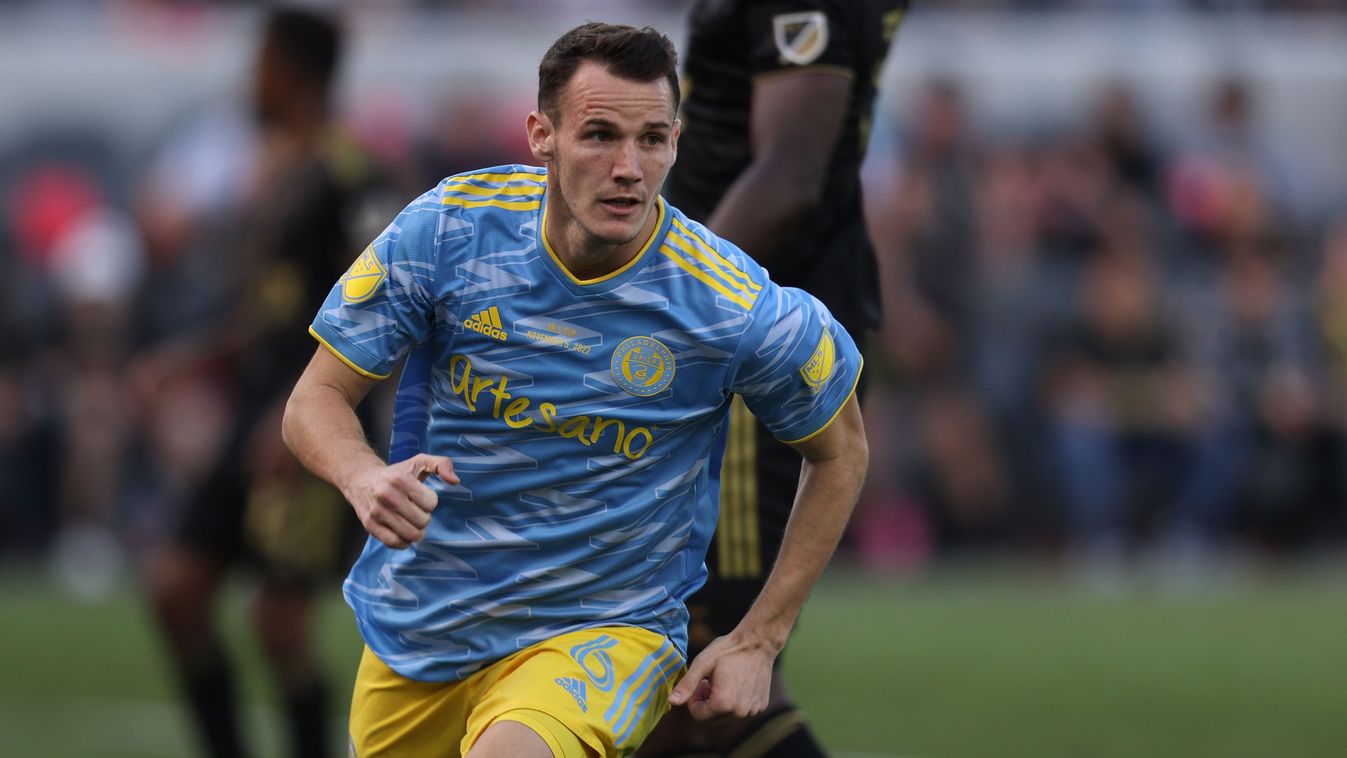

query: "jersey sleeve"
xmin=744 ymin=0 xmax=856 ymax=76
xmin=309 ymin=189 xmax=443 ymax=379
xmin=729 ymin=280 xmax=862 ymax=444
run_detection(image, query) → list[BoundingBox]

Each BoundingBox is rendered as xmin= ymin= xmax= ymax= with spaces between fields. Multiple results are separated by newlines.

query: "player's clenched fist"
xmin=341 ymin=453 xmax=459 ymax=549
xmin=668 ymin=630 xmax=776 ymax=721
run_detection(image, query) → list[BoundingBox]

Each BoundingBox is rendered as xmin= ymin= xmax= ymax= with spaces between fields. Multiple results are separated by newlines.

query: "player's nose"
xmin=612 ymin=140 xmax=641 ymax=182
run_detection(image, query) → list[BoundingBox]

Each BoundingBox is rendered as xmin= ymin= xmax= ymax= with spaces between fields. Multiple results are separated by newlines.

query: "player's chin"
xmin=589 ymin=216 xmax=648 ymax=245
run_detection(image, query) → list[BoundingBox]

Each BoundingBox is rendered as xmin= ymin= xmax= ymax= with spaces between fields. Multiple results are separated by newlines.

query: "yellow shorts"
xmin=348 ymin=625 xmax=684 ymax=757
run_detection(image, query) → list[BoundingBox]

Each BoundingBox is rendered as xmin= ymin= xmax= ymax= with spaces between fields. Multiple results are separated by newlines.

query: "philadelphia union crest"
xmin=611 ymin=337 xmax=676 ymax=397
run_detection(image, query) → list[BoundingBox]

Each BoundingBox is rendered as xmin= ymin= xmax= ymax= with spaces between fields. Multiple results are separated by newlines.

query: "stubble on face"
xmin=538 ymin=62 xmax=678 ymax=279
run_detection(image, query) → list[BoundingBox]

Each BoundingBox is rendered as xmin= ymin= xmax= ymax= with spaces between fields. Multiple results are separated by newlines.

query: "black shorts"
xmin=175 ymin=404 xmax=362 ymax=588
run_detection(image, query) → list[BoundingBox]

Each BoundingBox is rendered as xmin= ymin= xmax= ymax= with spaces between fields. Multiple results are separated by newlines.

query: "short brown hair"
xmin=538 ymin=22 xmax=680 ymax=122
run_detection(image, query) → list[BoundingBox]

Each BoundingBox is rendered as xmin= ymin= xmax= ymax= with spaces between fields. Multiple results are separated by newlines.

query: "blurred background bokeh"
xmin=3 ymin=1 xmax=1347 ymax=756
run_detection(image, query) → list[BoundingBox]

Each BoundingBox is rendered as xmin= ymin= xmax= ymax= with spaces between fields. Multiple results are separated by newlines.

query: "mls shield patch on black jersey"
xmin=772 ymin=11 xmax=829 ymax=65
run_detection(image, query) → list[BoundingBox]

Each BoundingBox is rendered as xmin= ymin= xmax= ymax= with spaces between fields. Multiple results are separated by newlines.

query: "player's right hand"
xmin=342 ymin=453 xmax=459 ymax=549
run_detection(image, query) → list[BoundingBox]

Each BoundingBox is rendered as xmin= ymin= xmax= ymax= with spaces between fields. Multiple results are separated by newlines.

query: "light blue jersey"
xmin=311 ymin=165 xmax=861 ymax=682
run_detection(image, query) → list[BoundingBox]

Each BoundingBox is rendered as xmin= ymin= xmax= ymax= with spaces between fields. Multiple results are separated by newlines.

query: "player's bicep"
xmin=749 ymin=70 xmax=851 ymax=188
xmin=297 ymin=344 xmax=383 ymax=411
xmin=786 ymin=391 xmax=863 ymax=464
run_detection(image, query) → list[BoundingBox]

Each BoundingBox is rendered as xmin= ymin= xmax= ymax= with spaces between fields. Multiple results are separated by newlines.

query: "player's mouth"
xmin=600 ymin=196 xmax=643 ymax=215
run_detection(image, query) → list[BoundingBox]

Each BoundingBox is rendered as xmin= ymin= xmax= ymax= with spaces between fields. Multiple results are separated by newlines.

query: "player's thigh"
xmin=468 ymin=712 xmax=585 ymax=758
xmin=466 ymin=626 xmax=683 ymax=758
xmin=349 ymin=646 xmax=469 ymax=757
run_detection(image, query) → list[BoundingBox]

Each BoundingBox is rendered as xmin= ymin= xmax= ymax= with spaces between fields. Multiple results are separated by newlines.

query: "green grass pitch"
xmin=1 ymin=563 xmax=1345 ymax=757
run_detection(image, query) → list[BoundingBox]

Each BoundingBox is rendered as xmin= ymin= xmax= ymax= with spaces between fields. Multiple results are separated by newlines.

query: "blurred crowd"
xmin=856 ymin=76 xmax=1347 ymax=577
xmin=2 ymin=7 xmax=1346 ymax=598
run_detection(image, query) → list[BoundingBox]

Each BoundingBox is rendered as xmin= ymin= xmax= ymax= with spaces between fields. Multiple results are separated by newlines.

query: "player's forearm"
xmin=282 ymin=378 xmax=385 ymax=497
xmin=736 ymin=424 xmax=868 ymax=652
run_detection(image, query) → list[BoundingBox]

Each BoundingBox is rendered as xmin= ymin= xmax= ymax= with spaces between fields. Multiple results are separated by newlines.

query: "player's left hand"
xmin=668 ymin=630 xmax=776 ymax=721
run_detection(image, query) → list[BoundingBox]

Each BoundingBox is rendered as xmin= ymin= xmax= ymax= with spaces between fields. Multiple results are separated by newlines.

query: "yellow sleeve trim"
xmin=308 ymin=326 xmax=390 ymax=380
xmin=780 ymin=357 xmax=863 ymax=446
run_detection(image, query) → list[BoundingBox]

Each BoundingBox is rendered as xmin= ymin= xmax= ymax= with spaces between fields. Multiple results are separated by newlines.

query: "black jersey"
xmin=238 ymin=130 xmax=400 ymax=405
xmin=664 ymin=0 xmax=906 ymax=335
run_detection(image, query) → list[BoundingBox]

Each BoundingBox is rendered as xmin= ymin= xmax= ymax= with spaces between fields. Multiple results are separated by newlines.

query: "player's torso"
xmin=406 ymin=199 xmax=756 ymax=496
xmin=347 ymin=183 xmax=767 ymax=679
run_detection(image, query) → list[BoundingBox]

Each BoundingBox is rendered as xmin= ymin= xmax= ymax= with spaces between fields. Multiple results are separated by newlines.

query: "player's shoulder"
xmin=662 ymin=201 xmax=770 ymax=312
xmin=662 ymin=204 xmax=836 ymax=327
xmin=433 ymin=164 xmax=547 ymax=217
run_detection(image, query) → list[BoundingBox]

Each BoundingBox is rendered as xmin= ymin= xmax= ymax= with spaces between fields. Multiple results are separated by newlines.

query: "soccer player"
xmin=139 ymin=9 xmax=390 ymax=757
xmin=641 ymin=2 xmax=907 ymax=755
xmin=281 ymin=22 xmax=868 ymax=758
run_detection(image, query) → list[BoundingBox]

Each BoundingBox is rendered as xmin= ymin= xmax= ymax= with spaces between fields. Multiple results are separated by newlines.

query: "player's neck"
xmin=544 ymin=204 xmax=659 ymax=282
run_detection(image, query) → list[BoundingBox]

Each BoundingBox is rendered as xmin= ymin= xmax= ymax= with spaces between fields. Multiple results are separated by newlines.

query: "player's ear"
xmin=670 ymin=118 xmax=681 ymax=157
xmin=526 ymin=110 xmax=556 ymax=163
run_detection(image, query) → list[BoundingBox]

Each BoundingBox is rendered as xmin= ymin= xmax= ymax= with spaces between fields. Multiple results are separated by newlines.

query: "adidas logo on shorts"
xmin=463 ymin=305 xmax=508 ymax=341
xmin=555 ymin=676 xmax=588 ymax=712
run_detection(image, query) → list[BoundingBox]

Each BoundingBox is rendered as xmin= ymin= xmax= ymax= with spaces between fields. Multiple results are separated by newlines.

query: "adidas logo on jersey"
xmin=464 ymin=306 xmax=508 ymax=341
xmin=555 ymin=676 xmax=588 ymax=712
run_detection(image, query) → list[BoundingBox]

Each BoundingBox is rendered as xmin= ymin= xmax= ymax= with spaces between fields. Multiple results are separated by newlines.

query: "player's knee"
xmin=252 ymin=588 xmax=314 ymax=661
xmin=147 ymin=558 xmax=216 ymax=635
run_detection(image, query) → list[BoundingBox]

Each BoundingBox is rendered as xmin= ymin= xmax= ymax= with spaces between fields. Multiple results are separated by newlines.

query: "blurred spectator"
xmin=132 ymin=8 xmax=399 ymax=757
xmin=868 ymin=80 xmax=1019 ymax=555
xmin=1 ymin=157 xmax=145 ymax=593
xmin=1090 ymin=82 xmax=1164 ymax=203
xmin=0 ymin=358 xmax=61 ymax=557
xmin=1182 ymin=244 xmax=1329 ymax=549
xmin=411 ymin=87 xmax=533 ymax=189
xmin=884 ymin=79 xmax=979 ymax=374
xmin=1039 ymin=246 xmax=1236 ymax=572
xmin=46 ymin=206 xmax=146 ymax=596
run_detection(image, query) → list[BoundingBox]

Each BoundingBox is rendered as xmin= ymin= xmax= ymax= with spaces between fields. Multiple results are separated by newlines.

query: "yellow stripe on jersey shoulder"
xmin=441 ymin=171 xmax=546 ymax=211
xmin=665 ymin=230 xmax=760 ymax=308
xmin=670 ymin=218 xmax=762 ymax=293
xmin=444 ymin=182 xmax=545 ymax=198
xmin=449 ymin=170 xmax=547 ymax=186
xmin=659 ymin=244 xmax=755 ymax=310
xmin=442 ymin=196 xmax=541 ymax=211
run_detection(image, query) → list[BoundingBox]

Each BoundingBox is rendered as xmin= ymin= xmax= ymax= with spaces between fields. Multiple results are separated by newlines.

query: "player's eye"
xmin=588 ymin=131 xmax=611 ymax=143
xmin=642 ymin=134 xmax=666 ymax=146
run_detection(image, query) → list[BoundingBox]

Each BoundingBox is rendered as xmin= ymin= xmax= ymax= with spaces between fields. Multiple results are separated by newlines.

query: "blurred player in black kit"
xmin=136 ymin=8 xmax=396 ymax=757
xmin=638 ymin=1 xmax=906 ymax=756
